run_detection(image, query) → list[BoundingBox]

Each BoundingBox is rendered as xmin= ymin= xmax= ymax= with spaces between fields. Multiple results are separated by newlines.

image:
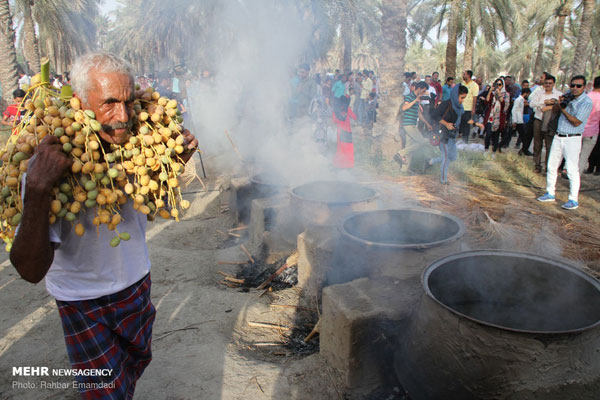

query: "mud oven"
xmin=228 ymin=175 xmax=600 ymax=399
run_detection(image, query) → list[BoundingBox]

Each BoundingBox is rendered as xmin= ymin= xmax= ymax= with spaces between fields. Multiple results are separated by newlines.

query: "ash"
xmin=235 ymin=254 xmax=298 ymax=290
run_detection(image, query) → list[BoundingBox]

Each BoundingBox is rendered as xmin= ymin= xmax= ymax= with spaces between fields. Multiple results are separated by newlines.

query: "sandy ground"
xmin=1 ymin=142 xmax=599 ymax=400
xmin=0 ymin=156 xmax=363 ymax=400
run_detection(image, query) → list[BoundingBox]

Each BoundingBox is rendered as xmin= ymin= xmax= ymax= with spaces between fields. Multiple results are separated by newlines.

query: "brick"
xmin=320 ymin=277 xmax=422 ymax=393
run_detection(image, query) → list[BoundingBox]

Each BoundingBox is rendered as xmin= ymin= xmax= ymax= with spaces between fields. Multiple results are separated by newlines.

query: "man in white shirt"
xmin=529 ymin=73 xmax=562 ymax=173
xmin=402 ymin=72 xmax=412 ymax=96
xmin=512 ymin=88 xmax=531 ymax=155
xmin=17 ymin=70 xmax=31 ymax=89
xmin=10 ymin=52 xmax=198 ymax=399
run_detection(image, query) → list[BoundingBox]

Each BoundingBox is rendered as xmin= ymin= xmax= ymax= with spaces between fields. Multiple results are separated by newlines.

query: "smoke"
xmin=186 ymin=0 xmax=346 ymax=187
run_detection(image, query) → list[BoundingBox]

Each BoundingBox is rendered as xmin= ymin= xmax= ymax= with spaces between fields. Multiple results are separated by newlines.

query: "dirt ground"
xmin=1 ymin=154 xmax=397 ymax=400
xmin=1 ymin=142 xmax=599 ymax=400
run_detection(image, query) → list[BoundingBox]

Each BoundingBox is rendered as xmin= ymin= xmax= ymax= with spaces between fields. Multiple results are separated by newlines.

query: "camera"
xmin=420 ymin=95 xmax=430 ymax=101
xmin=560 ymin=92 xmax=575 ymax=109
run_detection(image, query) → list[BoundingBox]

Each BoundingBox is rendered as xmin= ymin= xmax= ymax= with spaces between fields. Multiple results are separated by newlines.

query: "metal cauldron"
xmin=289 ymin=181 xmax=378 ymax=227
xmin=395 ymin=250 xmax=600 ymax=400
xmin=328 ymin=208 xmax=465 ymax=284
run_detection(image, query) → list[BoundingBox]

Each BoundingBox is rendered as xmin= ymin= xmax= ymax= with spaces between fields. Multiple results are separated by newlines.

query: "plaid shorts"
xmin=56 ymin=273 xmax=156 ymax=400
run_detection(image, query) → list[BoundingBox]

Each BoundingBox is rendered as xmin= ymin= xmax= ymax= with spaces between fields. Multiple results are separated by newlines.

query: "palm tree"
xmin=571 ymin=0 xmax=594 ymax=76
xmin=550 ymin=0 xmax=572 ymax=76
xmin=0 ymin=0 xmax=19 ymax=104
xmin=445 ymin=0 xmax=461 ymax=79
xmin=17 ymin=0 xmax=40 ymax=74
xmin=375 ymin=0 xmax=408 ymax=155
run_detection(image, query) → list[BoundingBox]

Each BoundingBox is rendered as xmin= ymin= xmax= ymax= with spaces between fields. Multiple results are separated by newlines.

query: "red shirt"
xmin=3 ymin=104 xmax=20 ymax=122
xmin=431 ymin=81 xmax=443 ymax=104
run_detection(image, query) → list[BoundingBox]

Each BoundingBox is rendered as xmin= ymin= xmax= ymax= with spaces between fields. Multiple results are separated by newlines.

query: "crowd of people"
xmin=5 ymin=63 xmax=599 ymax=211
xmin=392 ymin=69 xmax=599 ymax=210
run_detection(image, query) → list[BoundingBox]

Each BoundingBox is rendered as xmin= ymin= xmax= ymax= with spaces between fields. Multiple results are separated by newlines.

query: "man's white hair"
xmin=71 ymin=52 xmax=135 ymax=103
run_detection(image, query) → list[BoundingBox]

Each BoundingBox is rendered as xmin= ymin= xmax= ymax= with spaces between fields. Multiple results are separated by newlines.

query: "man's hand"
xmin=179 ymin=129 xmax=198 ymax=164
xmin=443 ymin=121 xmax=455 ymax=130
xmin=26 ymin=136 xmax=73 ymax=194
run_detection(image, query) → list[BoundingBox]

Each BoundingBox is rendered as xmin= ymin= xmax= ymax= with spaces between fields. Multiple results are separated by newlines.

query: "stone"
xmin=297 ymin=225 xmax=339 ymax=296
xmin=246 ymin=195 xmax=296 ymax=259
xmin=320 ymin=277 xmax=422 ymax=394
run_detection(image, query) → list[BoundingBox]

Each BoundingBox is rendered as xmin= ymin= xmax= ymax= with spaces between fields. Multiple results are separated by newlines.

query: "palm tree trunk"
xmin=533 ymin=29 xmax=545 ymax=77
xmin=23 ymin=0 xmax=40 ymax=74
xmin=340 ymin=7 xmax=352 ymax=72
xmin=445 ymin=0 xmax=461 ymax=80
xmin=375 ymin=0 xmax=408 ymax=156
xmin=0 ymin=0 xmax=19 ymax=105
xmin=570 ymin=0 xmax=593 ymax=76
xmin=463 ymin=2 xmax=474 ymax=70
xmin=550 ymin=0 xmax=571 ymax=76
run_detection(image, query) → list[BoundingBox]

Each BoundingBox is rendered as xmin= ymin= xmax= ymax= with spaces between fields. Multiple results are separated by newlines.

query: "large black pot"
xmin=328 ymin=208 xmax=465 ymax=284
xmin=395 ymin=250 xmax=600 ymax=400
xmin=289 ymin=181 xmax=378 ymax=227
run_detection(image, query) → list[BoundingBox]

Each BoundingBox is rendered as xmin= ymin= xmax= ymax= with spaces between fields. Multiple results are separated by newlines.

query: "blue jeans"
xmin=431 ymin=138 xmax=457 ymax=183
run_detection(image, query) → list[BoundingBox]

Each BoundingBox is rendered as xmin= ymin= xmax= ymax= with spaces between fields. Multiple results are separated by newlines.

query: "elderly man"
xmin=10 ymin=52 xmax=197 ymax=399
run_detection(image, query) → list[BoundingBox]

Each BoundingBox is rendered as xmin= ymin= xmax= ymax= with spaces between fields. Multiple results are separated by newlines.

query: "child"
xmin=332 ymin=95 xmax=356 ymax=168
xmin=1 ymin=89 xmax=26 ymax=133
xmin=366 ymin=91 xmax=378 ymax=130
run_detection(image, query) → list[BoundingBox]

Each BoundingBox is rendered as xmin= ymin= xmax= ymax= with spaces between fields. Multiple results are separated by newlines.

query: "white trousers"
xmin=546 ymin=135 xmax=582 ymax=202
xmin=579 ymin=136 xmax=597 ymax=172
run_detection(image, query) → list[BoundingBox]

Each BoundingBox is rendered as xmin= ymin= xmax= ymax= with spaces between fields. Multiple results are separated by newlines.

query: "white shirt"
xmin=420 ymin=86 xmax=437 ymax=105
xmin=511 ymin=96 xmax=525 ymax=124
xmin=21 ymin=175 xmax=151 ymax=301
xmin=46 ymin=199 xmax=150 ymax=301
xmin=402 ymin=82 xmax=411 ymax=96
xmin=18 ymin=75 xmax=31 ymax=88
xmin=529 ymin=87 xmax=562 ymax=120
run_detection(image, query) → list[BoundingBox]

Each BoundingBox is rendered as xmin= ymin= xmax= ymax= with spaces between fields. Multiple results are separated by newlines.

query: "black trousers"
xmin=520 ymin=119 xmax=534 ymax=152
xmin=459 ymin=113 xmax=472 ymax=143
xmin=589 ymin=134 xmax=600 ymax=168
xmin=484 ymin=122 xmax=500 ymax=152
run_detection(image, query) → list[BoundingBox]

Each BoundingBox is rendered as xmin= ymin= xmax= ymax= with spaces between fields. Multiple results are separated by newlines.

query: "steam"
xmin=186 ymin=0 xmax=344 ymax=186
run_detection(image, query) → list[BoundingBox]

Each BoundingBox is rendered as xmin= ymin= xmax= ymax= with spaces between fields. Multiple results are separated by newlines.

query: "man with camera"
xmin=394 ymin=81 xmax=432 ymax=170
xmin=537 ymin=75 xmax=594 ymax=210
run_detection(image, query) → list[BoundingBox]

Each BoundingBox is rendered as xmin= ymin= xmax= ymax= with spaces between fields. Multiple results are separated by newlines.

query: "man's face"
xmin=544 ymin=79 xmax=555 ymax=91
xmin=298 ymin=68 xmax=308 ymax=80
xmin=476 ymin=77 xmax=483 ymax=86
xmin=570 ymin=79 xmax=586 ymax=96
xmin=462 ymin=71 xmax=469 ymax=81
xmin=432 ymin=73 xmax=439 ymax=81
xmin=447 ymin=79 xmax=454 ymax=87
xmin=523 ymin=92 xmax=530 ymax=100
xmin=81 ymin=70 xmax=134 ymax=145
xmin=522 ymin=82 xmax=529 ymax=89
xmin=505 ymin=77 xmax=513 ymax=86
xmin=405 ymin=76 xmax=411 ymax=83
xmin=14 ymin=96 xmax=23 ymax=104
xmin=425 ymin=77 xmax=431 ymax=85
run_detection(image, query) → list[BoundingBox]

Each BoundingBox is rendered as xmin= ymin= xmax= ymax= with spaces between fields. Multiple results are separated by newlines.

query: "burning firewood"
xmin=257 ymin=251 xmax=299 ymax=290
xmin=228 ymin=225 xmax=247 ymax=232
xmin=304 ymin=318 xmax=321 ymax=343
xmin=240 ymin=245 xmax=254 ymax=264
xmin=247 ymin=321 xmax=291 ymax=332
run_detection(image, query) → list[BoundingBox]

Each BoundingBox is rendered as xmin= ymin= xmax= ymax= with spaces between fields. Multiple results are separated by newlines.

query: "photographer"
xmin=428 ymin=84 xmax=469 ymax=184
xmin=537 ymin=75 xmax=594 ymax=210
xmin=394 ymin=81 xmax=431 ymax=170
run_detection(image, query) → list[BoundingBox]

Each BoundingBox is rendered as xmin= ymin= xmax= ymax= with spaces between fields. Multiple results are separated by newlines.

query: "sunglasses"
xmin=570 ymin=83 xmax=584 ymax=88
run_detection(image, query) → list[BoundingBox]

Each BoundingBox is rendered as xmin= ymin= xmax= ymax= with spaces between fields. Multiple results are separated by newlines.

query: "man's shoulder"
xmin=467 ymin=81 xmax=478 ymax=91
xmin=405 ymin=93 xmax=416 ymax=101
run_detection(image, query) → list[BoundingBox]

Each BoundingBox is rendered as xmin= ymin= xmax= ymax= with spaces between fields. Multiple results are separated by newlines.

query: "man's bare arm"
xmin=10 ymin=136 xmax=72 ymax=283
